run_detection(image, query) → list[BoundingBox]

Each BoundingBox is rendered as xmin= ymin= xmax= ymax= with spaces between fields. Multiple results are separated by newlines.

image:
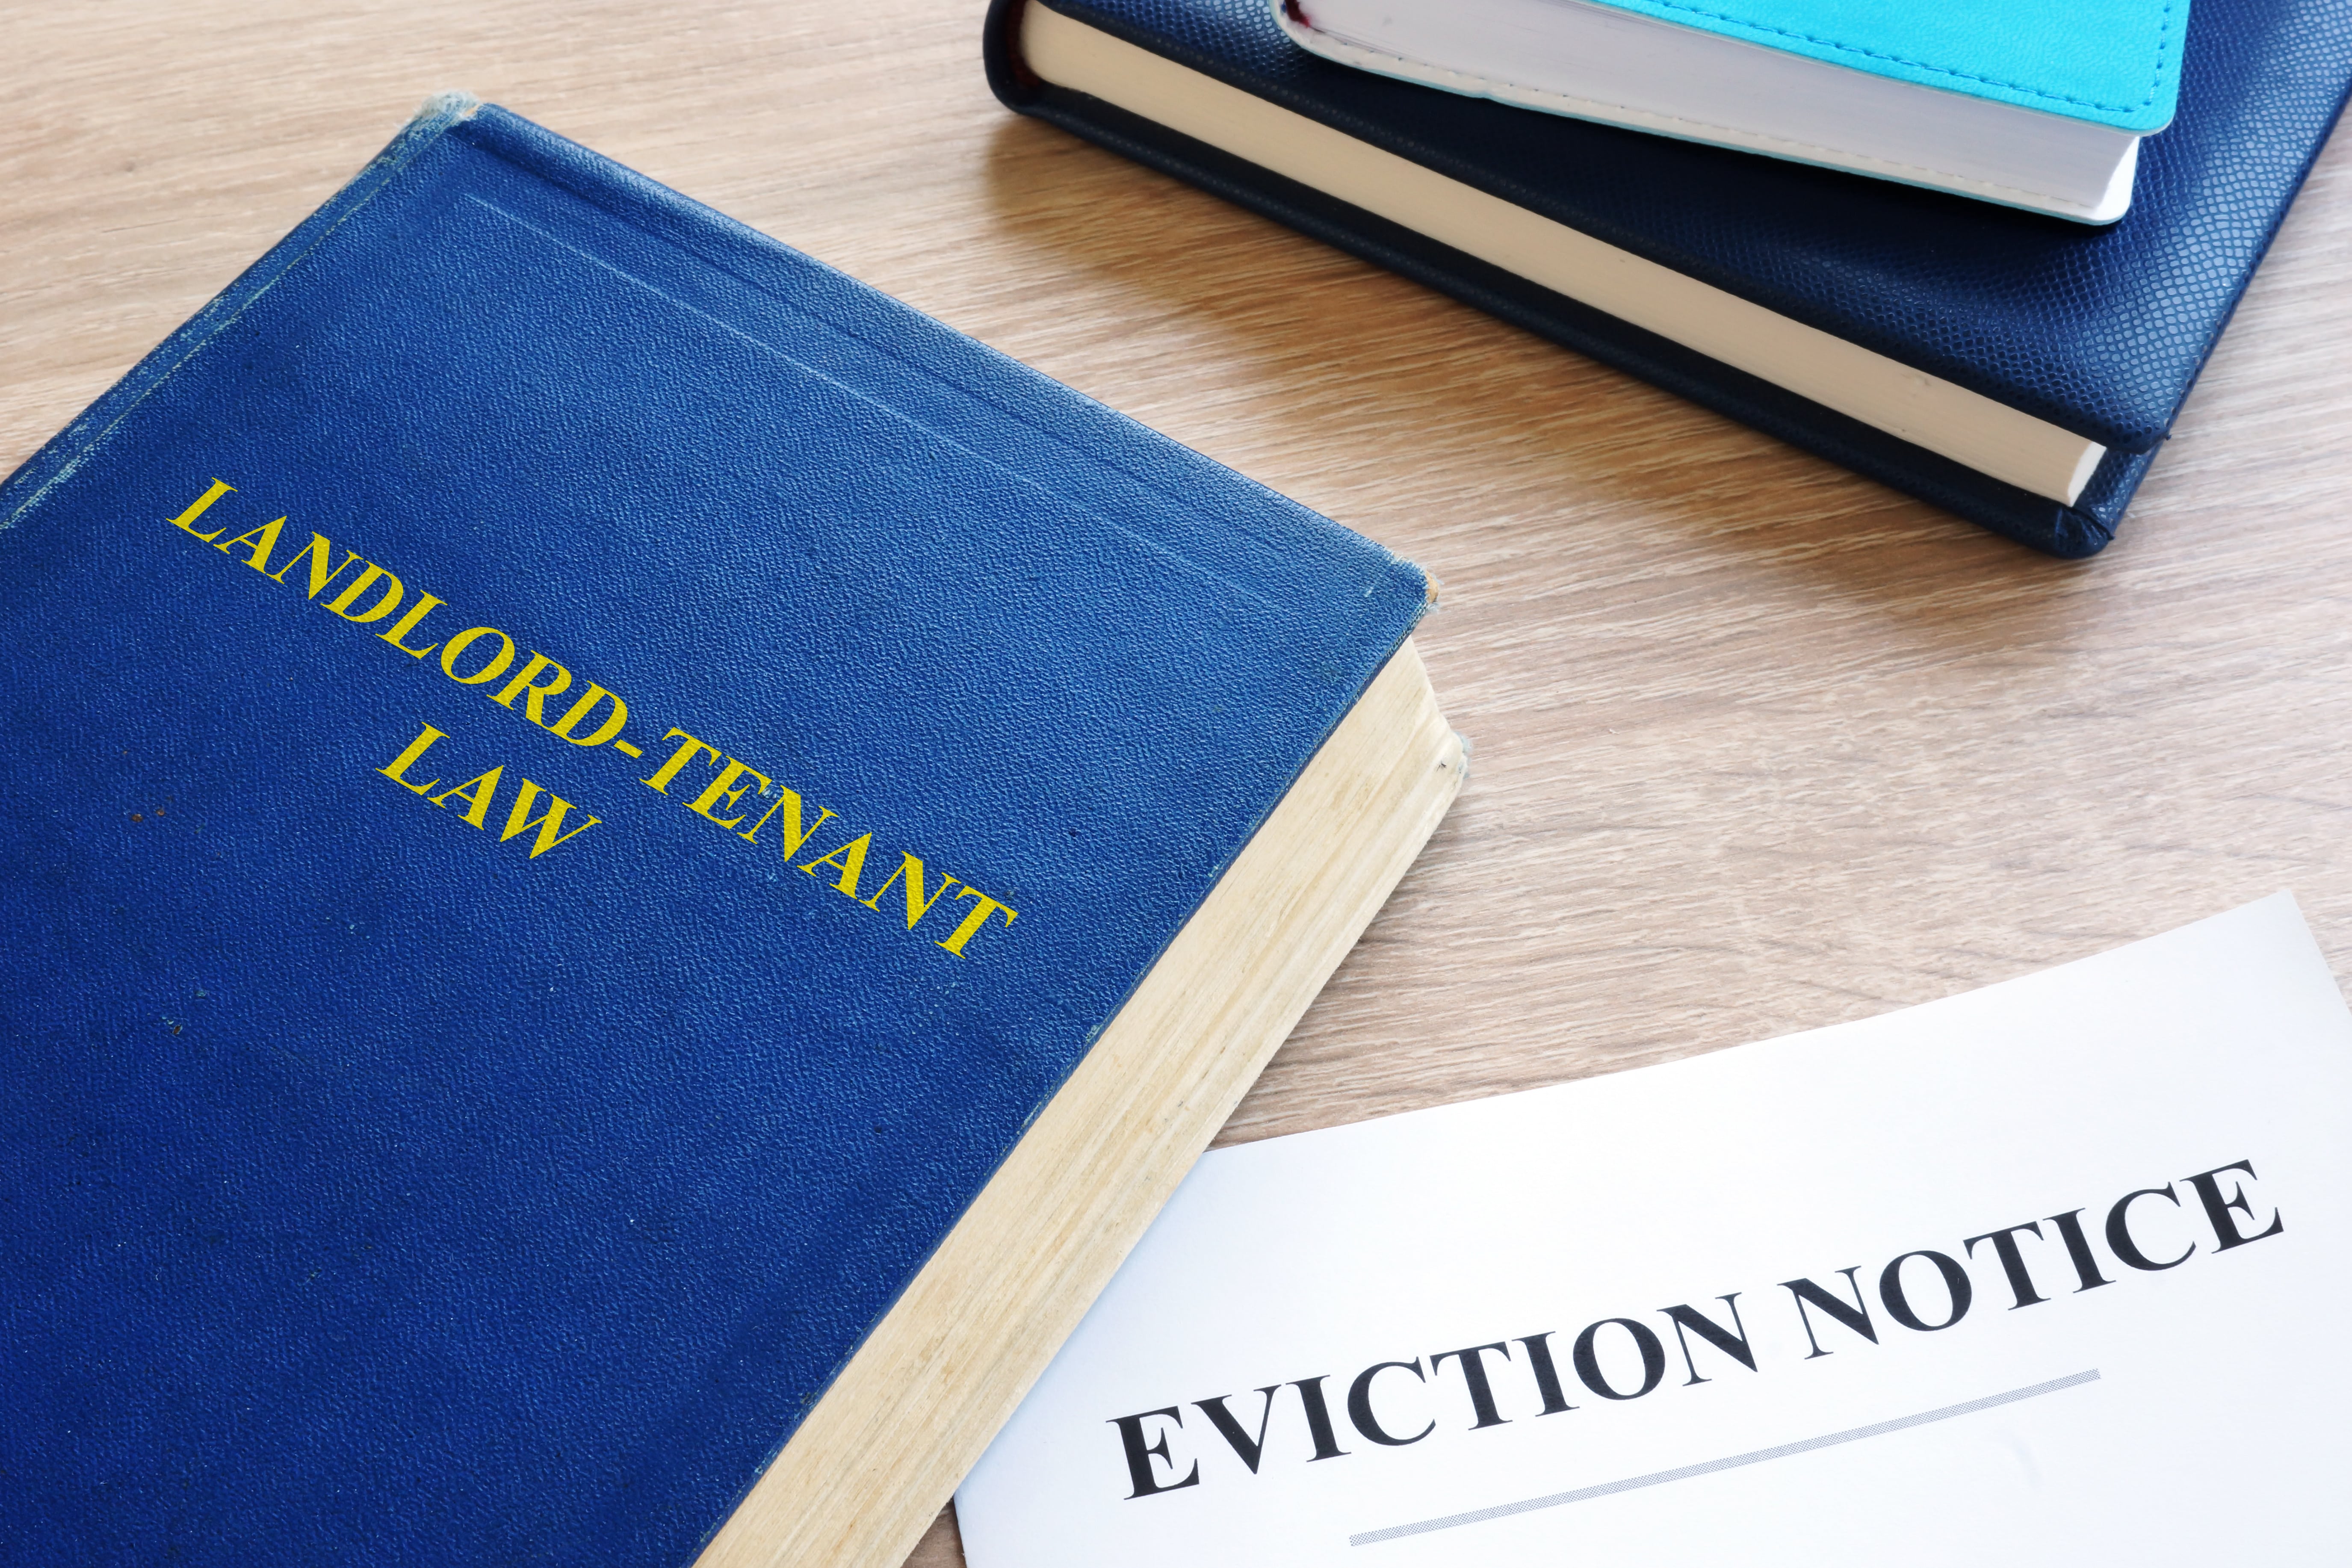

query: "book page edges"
xmin=1024 ymin=1 xmax=2106 ymax=502
xmin=692 ymin=639 xmax=1465 ymax=1568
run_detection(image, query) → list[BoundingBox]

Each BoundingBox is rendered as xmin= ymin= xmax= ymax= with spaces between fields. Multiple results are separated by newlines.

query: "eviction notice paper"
xmin=957 ymin=894 xmax=2352 ymax=1566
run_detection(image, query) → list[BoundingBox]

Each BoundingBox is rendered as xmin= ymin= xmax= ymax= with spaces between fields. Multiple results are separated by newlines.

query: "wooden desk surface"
xmin=9 ymin=3 xmax=2350 ymax=1561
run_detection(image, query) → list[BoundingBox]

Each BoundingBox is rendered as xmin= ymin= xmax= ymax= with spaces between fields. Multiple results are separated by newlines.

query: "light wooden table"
xmin=9 ymin=3 xmax=2350 ymax=1562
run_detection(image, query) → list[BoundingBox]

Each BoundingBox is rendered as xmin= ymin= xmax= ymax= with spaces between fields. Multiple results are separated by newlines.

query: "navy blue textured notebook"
xmin=986 ymin=0 xmax=2352 ymax=556
xmin=0 ymin=99 xmax=1462 ymax=1567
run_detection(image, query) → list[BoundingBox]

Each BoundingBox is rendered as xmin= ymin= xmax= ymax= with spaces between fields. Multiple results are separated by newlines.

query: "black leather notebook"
xmin=986 ymin=0 xmax=2352 ymax=556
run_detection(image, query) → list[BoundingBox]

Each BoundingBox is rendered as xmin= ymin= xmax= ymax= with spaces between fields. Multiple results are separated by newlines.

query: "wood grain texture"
xmin=6 ymin=4 xmax=2349 ymax=1565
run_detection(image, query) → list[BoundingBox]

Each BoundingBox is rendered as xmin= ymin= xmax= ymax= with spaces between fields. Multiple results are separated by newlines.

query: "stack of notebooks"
xmin=985 ymin=0 xmax=2352 ymax=556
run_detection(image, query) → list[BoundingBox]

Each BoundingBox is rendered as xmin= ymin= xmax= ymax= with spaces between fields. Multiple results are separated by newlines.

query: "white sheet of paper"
xmin=957 ymin=894 xmax=2352 ymax=1566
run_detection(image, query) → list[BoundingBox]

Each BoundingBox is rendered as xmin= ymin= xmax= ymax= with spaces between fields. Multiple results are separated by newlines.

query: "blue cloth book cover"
xmin=0 ymin=98 xmax=1454 ymax=1566
xmin=987 ymin=0 xmax=2352 ymax=555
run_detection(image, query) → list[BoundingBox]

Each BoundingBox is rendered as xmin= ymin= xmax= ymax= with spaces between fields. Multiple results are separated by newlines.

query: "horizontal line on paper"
xmin=1349 ymin=1367 xmax=2101 ymax=1547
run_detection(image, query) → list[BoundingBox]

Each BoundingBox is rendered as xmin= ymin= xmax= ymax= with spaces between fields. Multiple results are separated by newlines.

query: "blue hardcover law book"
xmin=987 ymin=0 xmax=2352 ymax=555
xmin=0 ymin=99 xmax=1464 ymax=1567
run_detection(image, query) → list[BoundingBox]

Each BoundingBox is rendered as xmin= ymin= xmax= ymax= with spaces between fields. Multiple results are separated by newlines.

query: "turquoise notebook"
xmin=1279 ymin=0 xmax=2188 ymax=219
xmin=1591 ymin=0 xmax=2184 ymax=129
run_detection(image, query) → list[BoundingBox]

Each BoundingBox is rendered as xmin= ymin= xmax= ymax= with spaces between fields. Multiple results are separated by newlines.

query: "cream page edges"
xmin=692 ymin=641 xmax=1466 ymax=1568
xmin=1022 ymin=1 xmax=2107 ymax=506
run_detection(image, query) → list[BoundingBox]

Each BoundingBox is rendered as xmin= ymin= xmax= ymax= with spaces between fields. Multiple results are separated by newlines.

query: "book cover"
xmin=1275 ymin=0 xmax=2166 ymax=220
xmin=985 ymin=0 xmax=2352 ymax=555
xmin=0 ymin=97 xmax=1456 ymax=1565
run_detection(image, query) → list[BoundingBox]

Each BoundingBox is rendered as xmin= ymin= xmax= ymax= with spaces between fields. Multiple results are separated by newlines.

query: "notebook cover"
xmin=1582 ymin=0 xmax=2185 ymax=130
xmin=987 ymin=0 xmax=2352 ymax=556
xmin=0 ymin=99 xmax=1430 ymax=1565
